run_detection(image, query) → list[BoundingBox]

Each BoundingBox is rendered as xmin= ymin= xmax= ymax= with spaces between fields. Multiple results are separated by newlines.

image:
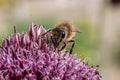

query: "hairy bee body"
xmin=54 ymin=21 xmax=77 ymax=42
xmin=42 ymin=21 xmax=81 ymax=54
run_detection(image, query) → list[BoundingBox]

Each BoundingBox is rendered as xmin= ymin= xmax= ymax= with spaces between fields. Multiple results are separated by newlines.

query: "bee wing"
xmin=72 ymin=28 xmax=82 ymax=33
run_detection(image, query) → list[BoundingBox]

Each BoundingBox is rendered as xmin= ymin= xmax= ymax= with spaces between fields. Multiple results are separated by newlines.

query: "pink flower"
xmin=0 ymin=23 xmax=101 ymax=80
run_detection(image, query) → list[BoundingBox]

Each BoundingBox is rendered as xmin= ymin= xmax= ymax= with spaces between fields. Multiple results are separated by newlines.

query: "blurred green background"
xmin=1 ymin=0 xmax=120 ymax=80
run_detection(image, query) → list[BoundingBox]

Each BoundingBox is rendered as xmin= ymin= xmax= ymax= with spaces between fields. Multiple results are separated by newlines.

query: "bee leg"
xmin=59 ymin=42 xmax=66 ymax=51
xmin=51 ymin=36 xmax=56 ymax=51
xmin=51 ymin=36 xmax=60 ymax=52
xmin=68 ymin=40 xmax=75 ymax=54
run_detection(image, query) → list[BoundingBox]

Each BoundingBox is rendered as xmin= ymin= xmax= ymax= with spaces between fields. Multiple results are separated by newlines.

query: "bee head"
xmin=51 ymin=28 xmax=65 ymax=48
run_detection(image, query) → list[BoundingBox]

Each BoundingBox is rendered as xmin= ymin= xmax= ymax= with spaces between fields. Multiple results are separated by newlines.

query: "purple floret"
xmin=0 ymin=23 xmax=101 ymax=80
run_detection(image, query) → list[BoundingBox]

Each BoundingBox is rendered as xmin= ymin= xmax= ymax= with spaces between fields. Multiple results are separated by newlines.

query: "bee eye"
xmin=61 ymin=31 xmax=65 ymax=38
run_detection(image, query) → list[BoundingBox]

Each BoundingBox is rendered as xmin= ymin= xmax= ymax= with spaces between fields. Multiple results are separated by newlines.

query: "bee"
xmin=42 ymin=21 xmax=81 ymax=54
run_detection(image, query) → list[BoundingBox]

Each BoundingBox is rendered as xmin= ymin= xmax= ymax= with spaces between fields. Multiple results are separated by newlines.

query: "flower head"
xmin=0 ymin=23 xmax=101 ymax=80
